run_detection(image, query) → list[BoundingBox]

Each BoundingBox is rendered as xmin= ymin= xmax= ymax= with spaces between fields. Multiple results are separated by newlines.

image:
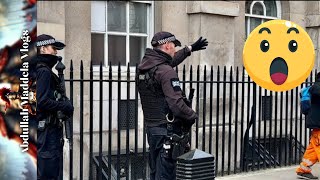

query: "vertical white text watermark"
xmin=20 ymin=30 xmax=30 ymax=152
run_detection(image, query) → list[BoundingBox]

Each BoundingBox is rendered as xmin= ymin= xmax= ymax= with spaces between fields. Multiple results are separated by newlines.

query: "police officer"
xmin=137 ymin=31 xmax=208 ymax=180
xmin=36 ymin=34 xmax=74 ymax=180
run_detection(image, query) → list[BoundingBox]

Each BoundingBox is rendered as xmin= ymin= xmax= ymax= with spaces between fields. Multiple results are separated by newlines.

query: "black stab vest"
xmin=137 ymin=65 xmax=170 ymax=127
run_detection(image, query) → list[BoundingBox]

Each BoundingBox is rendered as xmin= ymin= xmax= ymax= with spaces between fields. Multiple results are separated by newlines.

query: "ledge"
xmin=306 ymin=15 xmax=320 ymax=27
xmin=186 ymin=1 xmax=239 ymax=17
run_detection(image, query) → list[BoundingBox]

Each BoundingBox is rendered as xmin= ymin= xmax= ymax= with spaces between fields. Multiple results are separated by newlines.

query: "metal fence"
xmin=65 ymin=61 xmax=316 ymax=180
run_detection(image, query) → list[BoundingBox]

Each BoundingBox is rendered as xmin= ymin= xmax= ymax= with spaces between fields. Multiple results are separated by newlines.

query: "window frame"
xmin=91 ymin=1 xmax=154 ymax=72
xmin=244 ymin=1 xmax=281 ymax=77
xmin=245 ymin=1 xmax=281 ymax=37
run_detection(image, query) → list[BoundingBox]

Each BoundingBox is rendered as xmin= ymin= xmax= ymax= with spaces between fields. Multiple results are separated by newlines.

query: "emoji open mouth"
xmin=270 ymin=57 xmax=288 ymax=85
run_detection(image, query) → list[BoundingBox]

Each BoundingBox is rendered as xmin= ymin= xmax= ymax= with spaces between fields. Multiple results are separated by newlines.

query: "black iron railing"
xmin=64 ymin=61 xmax=316 ymax=179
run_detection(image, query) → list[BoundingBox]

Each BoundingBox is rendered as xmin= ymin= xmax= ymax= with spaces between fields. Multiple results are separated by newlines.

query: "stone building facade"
xmin=37 ymin=1 xmax=320 ymax=179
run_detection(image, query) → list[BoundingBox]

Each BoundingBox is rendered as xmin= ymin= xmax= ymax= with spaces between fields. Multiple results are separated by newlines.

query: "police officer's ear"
xmin=40 ymin=46 xmax=46 ymax=54
xmin=163 ymin=42 xmax=172 ymax=50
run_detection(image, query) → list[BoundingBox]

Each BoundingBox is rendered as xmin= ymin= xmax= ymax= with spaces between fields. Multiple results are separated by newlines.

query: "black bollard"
xmin=176 ymin=149 xmax=215 ymax=180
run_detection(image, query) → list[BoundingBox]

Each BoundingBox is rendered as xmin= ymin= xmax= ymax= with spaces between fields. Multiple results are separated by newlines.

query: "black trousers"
xmin=37 ymin=125 xmax=63 ymax=180
xmin=147 ymin=125 xmax=182 ymax=180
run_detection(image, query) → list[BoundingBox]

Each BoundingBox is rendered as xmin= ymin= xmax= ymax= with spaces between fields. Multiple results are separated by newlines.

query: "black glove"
xmin=182 ymin=116 xmax=197 ymax=132
xmin=184 ymin=98 xmax=191 ymax=107
xmin=191 ymin=37 xmax=208 ymax=52
xmin=186 ymin=118 xmax=195 ymax=126
xmin=61 ymin=99 xmax=74 ymax=116
xmin=182 ymin=119 xmax=195 ymax=133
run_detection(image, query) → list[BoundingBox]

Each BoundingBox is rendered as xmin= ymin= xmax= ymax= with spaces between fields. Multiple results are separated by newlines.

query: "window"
xmin=245 ymin=1 xmax=281 ymax=38
xmin=261 ymin=95 xmax=272 ymax=121
xmin=91 ymin=1 xmax=154 ymax=66
xmin=93 ymin=153 xmax=150 ymax=179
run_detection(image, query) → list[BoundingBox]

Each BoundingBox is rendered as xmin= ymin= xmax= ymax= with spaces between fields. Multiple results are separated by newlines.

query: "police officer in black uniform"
xmin=137 ymin=31 xmax=208 ymax=180
xmin=35 ymin=34 xmax=74 ymax=180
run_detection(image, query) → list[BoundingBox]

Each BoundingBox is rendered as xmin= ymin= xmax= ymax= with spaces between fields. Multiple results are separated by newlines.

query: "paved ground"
xmin=216 ymin=164 xmax=320 ymax=180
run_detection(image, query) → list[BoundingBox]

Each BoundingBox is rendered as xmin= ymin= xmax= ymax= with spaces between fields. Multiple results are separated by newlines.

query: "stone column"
xmin=37 ymin=1 xmax=66 ymax=70
xmin=185 ymin=1 xmax=240 ymax=69
xmin=64 ymin=2 xmax=91 ymax=180
xmin=306 ymin=1 xmax=320 ymax=70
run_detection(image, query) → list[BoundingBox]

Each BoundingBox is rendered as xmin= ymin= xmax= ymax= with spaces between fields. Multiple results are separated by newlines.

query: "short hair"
xmin=37 ymin=45 xmax=50 ymax=55
xmin=37 ymin=47 xmax=41 ymax=55
xmin=153 ymin=43 xmax=166 ymax=50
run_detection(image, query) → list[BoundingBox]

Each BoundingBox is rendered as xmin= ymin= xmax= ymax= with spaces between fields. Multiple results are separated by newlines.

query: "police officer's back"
xmin=137 ymin=31 xmax=208 ymax=180
xmin=36 ymin=34 xmax=74 ymax=180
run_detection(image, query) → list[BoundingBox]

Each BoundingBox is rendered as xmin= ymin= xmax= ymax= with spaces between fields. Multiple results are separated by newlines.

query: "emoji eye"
xmin=260 ymin=40 xmax=269 ymax=52
xmin=288 ymin=40 xmax=298 ymax=52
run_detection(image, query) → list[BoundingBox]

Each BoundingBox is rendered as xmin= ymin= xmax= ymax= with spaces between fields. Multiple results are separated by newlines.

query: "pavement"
xmin=216 ymin=164 xmax=320 ymax=180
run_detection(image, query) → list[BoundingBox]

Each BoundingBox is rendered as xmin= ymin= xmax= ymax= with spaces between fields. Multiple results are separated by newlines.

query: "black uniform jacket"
xmin=35 ymin=54 xmax=72 ymax=121
xmin=138 ymin=47 xmax=198 ymax=127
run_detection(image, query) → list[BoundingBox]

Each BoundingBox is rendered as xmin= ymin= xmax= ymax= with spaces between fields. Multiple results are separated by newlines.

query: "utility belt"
xmin=162 ymin=89 xmax=194 ymax=160
xmin=38 ymin=114 xmax=62 ymax=131
xmin=163 ymin=113 xmax=190 ymax=160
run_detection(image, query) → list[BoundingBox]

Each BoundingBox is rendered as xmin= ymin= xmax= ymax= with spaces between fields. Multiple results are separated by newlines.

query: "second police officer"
xmin=35 ymin=34 xmax=74 ymax=180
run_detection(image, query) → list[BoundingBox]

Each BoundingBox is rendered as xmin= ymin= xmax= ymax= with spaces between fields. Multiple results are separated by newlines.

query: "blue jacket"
xmin=306 ymin=79 xmax=320 ymax=129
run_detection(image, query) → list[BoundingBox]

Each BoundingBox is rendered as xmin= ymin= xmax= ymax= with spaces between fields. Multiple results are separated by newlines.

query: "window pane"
xmin=129 ymin=2 xmax=148 ymax=33
xmin=265 ymin=1 xmax=277 ymax=17
xmin=108 ymin=35 xmax=126 ymax=66
xmin=91 ymin=33 xmax=105 ymax=65
xmin=130 ymin=36 xmax=146 ymax=66
xmin=91 ymin=1 xmax=106 ymax=32
xmin=252 ymin=2 xmax=264 ymax=15
xmin=107 ymin=1 xmax=126 ymax=32
xmin=245 ymin=0 xmax=253 ymax=14
xmin=250 ymin=17 xmax=263 ymax=33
